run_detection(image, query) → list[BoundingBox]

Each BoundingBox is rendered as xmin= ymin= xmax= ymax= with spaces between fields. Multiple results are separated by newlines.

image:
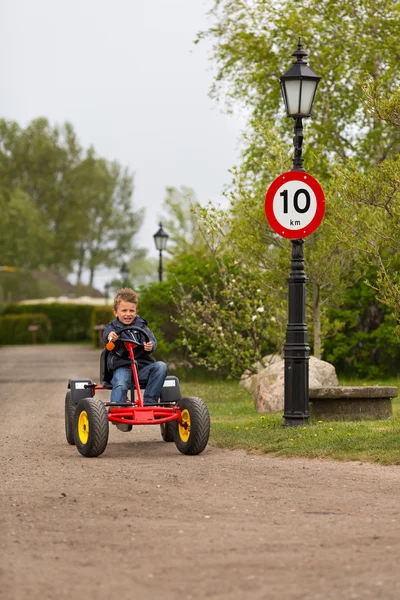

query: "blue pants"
xmin=110 ymin=361 xmax=168 ymax=405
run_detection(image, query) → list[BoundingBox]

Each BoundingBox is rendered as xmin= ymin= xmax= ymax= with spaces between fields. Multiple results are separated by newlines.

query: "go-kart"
xmin=64 ymin=326 xmax=210 ymax=457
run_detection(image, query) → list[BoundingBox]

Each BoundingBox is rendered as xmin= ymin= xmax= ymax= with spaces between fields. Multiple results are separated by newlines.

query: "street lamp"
xmin=153 ymin=222 xmax=169 ymax=282
xmin=279 ymin=38 xmax=321 ymax=426
xmin=104 ymin=282 xmax=111 ymax=305
xmin=120 ymin=262 xmax=129 ymax=287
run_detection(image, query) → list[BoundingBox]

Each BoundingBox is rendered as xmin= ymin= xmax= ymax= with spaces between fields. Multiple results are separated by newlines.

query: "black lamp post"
xmin=104 ymin=282 xmax=110 ymax=305
xmin=153 ymin=222 xmax=169 ymax=282
xmin=279 ymin=38 xmax=321 ymax=426
xmin=120 ymin=262 xmax=129 ymax=287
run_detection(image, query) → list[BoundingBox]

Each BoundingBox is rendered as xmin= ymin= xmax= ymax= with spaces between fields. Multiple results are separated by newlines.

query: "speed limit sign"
xmin=265 ymin=171 xmax=325 ymax=239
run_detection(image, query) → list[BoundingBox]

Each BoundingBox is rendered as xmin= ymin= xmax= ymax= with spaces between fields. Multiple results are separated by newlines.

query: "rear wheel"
xmin=73 ymin=397 xmax=109 ymax=457
xmin=174 ymin=397 xmax=210 ymax=455
xmin=65 ymin=391 xmax=75 ymax=445
xmin=160 ymin=421 xmax=176 ymax=442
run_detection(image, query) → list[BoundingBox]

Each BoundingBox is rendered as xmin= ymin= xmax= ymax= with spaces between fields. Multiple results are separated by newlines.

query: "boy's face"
xmin=113 ymin=301 xmax=137 ymax=325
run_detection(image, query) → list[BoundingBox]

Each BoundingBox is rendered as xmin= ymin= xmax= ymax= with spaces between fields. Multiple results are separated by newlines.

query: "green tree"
xmin=0 ymin=188 xmax=51 ymax=268
xmin=323 ymin=276 xmax=400 ymax=378
xmin=160 ymin=186 xmax=208 ymax=261
xmin=0 ymin=118 xmax=83 ymax=272
xmin=0 ymin=118 xmax=145 ymax=286
xmin=73 ymin=154 xmax=144 ymax=286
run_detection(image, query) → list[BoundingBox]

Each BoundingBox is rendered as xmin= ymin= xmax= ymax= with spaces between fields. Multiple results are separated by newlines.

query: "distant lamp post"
xmin=279 ymin=38 xmax=321 ymax=426
xmin=153 ymin=222 xmax=169 ymax=282
xmin=104 ymin=282 xmax=111 ymax=304
xmin=120 ymin=262 xmax=129 ymax=287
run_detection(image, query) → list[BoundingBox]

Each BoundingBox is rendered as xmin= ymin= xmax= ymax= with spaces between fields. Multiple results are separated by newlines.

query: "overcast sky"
xmin=1 ymin=0 xmax=245 ymax=289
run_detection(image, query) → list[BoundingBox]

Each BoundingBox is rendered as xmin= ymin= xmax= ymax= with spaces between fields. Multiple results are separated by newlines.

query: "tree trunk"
xmin=76 ymin=245 xmax=85 ymax=285
xmin=313 ymin=283 xmax=321 ymax=359
xmin=89 ymin=267 xmax=95 ymax=287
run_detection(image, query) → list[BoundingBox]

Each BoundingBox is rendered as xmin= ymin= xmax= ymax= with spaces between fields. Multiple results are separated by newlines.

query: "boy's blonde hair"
xmin=113 ymin=288 xmax=138 ymax=311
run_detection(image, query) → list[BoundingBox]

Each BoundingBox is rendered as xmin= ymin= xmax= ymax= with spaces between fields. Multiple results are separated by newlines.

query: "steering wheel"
xmin=114 ymin=325 xmax=150 ymax=347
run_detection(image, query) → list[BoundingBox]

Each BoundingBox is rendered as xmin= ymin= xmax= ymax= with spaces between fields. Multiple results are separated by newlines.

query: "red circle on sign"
xmin=265 ymin=171 xmax=325 ymax=239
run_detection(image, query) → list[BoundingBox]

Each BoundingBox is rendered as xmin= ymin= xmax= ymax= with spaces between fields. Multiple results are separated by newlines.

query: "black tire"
xmin=160 ymin=421 xmax=176 ymax=442
xmin=174 ymin=396 xmax=210 ymax=455
xmin=65 ymin=391 xmax=75 ymax=445
xmin=73 ymin=397 xmax=109 ymax=457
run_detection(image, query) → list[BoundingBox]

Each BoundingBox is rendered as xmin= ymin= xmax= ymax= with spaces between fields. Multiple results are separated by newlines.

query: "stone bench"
xmin=309 ymin=386 xmax=398 ymax=420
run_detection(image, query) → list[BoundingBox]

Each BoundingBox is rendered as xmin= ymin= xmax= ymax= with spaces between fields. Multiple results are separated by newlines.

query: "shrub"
xmin=138 ymin=282 xmax=183 ymax=361
xmin=91 ymin=307 xmax=114 ymax=347
xmin=323 ymin=278 xmax=400 ymax=378
xmin=2 ymin=303 xmax=94 ymax=342
xmin=0 ymin=313 xmax=51 ymax=345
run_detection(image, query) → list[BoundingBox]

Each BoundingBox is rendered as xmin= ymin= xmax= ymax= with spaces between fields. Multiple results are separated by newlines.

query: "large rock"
xmin=251 ymin=356 xmax=339 ymax=413
xmin=239 ymin=355 xmax=282 ymax=390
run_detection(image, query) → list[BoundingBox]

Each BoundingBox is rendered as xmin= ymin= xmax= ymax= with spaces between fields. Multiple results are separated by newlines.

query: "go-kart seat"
xmin=100 ymin=348 xmax=113 ymax=389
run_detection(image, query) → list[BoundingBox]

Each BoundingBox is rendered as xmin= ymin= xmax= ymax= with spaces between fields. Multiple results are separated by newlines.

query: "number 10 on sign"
xmin=264 ymin=171 xmax=325 ymax=239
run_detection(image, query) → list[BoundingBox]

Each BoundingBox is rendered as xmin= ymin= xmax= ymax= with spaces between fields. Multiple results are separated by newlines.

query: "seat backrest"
xmin=100 ymin=348 xmax=113 ymax=386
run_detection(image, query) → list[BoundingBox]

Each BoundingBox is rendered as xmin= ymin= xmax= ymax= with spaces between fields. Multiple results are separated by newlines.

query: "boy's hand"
xmin=143 ymin=341 xmax=153 ymax=352
xmin=108 ymin=332 xmax=119 ymax=342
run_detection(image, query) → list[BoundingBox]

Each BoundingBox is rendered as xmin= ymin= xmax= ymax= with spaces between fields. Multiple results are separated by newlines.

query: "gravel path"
xmin=1 ymin=345 xmax=399 ymax=600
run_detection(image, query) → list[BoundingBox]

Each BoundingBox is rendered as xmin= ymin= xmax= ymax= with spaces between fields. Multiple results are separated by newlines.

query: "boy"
xmin=102 ymin=288 xmax=167 ymax=405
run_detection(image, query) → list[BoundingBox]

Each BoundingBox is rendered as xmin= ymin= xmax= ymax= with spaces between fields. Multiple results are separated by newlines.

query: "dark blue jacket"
xmin=102 ymin=316 xmax=156 ymax=371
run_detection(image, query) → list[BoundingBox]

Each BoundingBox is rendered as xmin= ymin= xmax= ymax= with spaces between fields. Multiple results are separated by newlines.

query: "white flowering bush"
xmin=173 ymin=258 xmax=285 ymax=378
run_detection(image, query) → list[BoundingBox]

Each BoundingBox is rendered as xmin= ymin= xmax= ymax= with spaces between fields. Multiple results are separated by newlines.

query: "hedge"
xmin=2 ymin=303 xmax=97 ymax=342
xmin=91 ymin=307 xmax=114 ymax=347
xmin=0 ymin=313 xmax=51 ymax=345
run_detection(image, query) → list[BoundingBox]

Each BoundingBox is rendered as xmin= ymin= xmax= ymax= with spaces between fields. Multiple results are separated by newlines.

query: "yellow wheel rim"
xmin=178 ymin=409 xmax=191 ymax=442
xmin=78 ymin=410 xmax=89 ymax=444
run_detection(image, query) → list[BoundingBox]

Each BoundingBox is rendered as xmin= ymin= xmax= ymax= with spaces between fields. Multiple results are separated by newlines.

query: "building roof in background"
xmin=20 ymin=296 xmax=111 ymax=305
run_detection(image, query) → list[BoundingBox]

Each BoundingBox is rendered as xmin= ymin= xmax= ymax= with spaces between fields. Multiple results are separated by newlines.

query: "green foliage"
xmin=0 ymin=313 xmax=51 ymax=345
xmin=159 ymin=186 xmax=207 ymax=259
xmin=138 ymin=282 xmax=183 ymax=360
xmin=323 ymin=278 xmax=400 ymax=378
xmin=200 ymin=0 xmax=400 ymax=173
xmin=0 ymin=270 xmax=41 ymax=305
xmin=0 ymin=117 xmax=144 ymax=285
xmin=172 ymin=255 xmax=283 ymax=378
xmin=2 ymin=303 xmax=94 ymax=342
xmin=332 ymin=141 xmax=400 ymax=337
xmin=362 ymin=77 xmax=400 ymax=127
xmin=133 ymin=254 xmax=234 ymax=364
xmin=0 ymin=190 xmax=51 ymax=269
xmin=91 ymin=307 xmax=114 ymax=347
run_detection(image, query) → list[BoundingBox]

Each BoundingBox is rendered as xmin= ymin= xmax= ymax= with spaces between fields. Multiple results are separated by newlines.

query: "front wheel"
xmin=65 ymin=391 xmax=75 ymax=445
xmin=73 ymin=397 xmax=109 ymax=457
xmin=174 ymin=397 xmax=210 ymax=455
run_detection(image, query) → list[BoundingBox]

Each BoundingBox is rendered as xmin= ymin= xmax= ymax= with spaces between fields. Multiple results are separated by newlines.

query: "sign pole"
xmin=283 ymin=236 xmax=309 ymax=426
xmin=283 ymin=115 xmax=308 ymax=425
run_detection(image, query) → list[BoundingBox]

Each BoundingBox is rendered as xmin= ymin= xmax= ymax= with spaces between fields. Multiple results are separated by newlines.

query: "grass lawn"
xmin=180 ymin=379 xmax=400 ymax=465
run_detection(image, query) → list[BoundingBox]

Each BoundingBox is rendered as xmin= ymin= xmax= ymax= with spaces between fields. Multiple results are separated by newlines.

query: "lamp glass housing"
xmin=153 ymin=224 xmax=169 ymax=251
xmin=280 ymin=77 xmax=319 ymax=117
